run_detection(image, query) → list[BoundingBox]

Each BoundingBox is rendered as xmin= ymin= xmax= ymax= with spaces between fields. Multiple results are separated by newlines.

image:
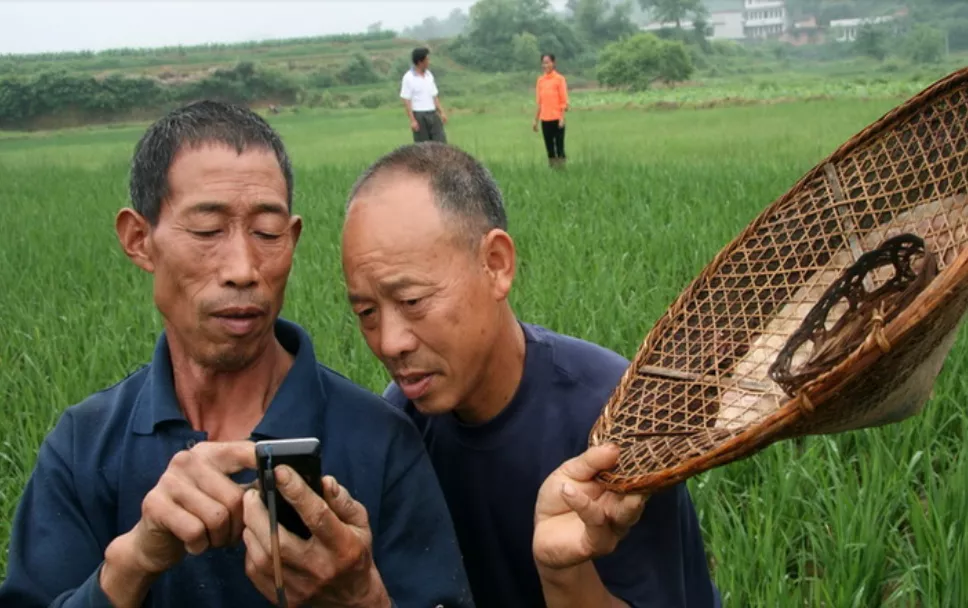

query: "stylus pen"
xmin=265 ymin=449 xmax=288 ymax=608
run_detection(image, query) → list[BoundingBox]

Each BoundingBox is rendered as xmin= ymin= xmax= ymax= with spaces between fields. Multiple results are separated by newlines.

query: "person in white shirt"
xmin=399 ymin=47 xmax=448 ymax=143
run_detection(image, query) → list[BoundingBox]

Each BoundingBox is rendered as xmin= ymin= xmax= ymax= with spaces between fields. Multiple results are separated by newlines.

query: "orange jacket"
xmin=536 ymin=71 xmax=568 ymax=122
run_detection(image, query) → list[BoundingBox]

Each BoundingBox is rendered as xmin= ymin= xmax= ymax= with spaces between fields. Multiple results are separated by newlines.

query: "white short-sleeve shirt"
xmin=400 ymin=68 xmax=439 ymax=112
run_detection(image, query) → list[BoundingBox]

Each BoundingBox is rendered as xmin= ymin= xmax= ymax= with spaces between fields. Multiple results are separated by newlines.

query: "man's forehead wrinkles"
xmin=383 ymin=276 xmax=432 ymax=291
xmin=344 ymin=274 xmax=431 ymax=306
xmin=177 ymin=199 xmax=287 ymax=216
xmin=361 ymin=261 xmax=435 ymax=292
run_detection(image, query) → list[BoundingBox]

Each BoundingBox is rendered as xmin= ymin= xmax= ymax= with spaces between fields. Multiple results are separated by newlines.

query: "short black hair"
xmin=346 ymin=142 xmax=507 ymax=246
xmin=542 ymin=53 xmax=556 ymax=63
xmin=129 ymin=99 xmax=294 ymax=225
xmin=412 ymin=47 xmax=430 ymax=65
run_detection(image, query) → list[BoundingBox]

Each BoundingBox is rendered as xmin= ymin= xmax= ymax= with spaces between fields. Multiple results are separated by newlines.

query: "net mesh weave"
xmin=589 ymin=67 xmax=968 ymax=494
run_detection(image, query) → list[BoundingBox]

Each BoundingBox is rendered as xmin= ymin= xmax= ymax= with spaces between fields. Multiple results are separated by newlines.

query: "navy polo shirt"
xmin=385 ymin=322 xmax=722 ymax=608
xmin=0 ymin=318 xmax=474 ymax=608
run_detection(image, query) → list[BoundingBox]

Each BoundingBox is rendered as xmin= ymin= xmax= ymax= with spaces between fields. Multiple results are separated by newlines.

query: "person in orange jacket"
xmin=533 ymin=53 xmax=569 ymax=168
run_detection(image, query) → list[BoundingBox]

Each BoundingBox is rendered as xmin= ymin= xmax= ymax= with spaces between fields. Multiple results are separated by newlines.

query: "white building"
xmin=829 ymin=15 xmax=897 ymax=42
xmin=640 ymin=0 xmax=789 ymax=41
xmin=709 ymin=10 xmax=745 ymax=40
xmin=640 ymin=10 xmax=744 ymax=41
xmin=743 ymin=0 xmax=788 ymax=39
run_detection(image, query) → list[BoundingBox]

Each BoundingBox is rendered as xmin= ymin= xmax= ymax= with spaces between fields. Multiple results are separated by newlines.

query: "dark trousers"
xmin=541 ymin=120 xmax=565 ymax=158
xmin=412 ymin=110 xmax=447 ymax=143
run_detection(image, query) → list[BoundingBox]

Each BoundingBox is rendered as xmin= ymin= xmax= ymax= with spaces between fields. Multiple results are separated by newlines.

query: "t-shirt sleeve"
xmin=593 ymin=483 xmax=721 ymax=608
xmin=0 ymin=413 xmax=117 ymax=608
xmin=399 ymin=74 xmax=413 ymax=100
xmin=371 ymin=414 xmax=475 ymax=607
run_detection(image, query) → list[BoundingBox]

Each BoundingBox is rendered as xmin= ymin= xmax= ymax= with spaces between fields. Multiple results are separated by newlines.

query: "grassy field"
xmin=2 ymin=94 xmax=967 ymax=606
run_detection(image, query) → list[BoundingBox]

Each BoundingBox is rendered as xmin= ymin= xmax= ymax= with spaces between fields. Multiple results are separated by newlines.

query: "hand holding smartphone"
xmin=254 ymin=438 xmax=323 ymax=540
xmin=248 ymin=437 xmax=388 ymax=608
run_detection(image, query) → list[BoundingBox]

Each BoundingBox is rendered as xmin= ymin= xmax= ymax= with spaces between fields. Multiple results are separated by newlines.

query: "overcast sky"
xmin=0 ymin=1 xmax=570 ymax=56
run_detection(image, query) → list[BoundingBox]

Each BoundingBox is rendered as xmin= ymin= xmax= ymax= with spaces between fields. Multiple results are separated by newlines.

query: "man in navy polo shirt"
xmin=340 ymin=142 xmax=722 ymax=607
xmin=0 ymin=101 xmax=472 ymax=608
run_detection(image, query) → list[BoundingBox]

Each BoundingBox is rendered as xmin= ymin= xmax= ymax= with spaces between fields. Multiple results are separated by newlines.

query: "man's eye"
xmin=404 ymin=298 xmax=421 ymax=307
xmin=191 ymin=230 xmax=220 ymax=237
xmin=255 ymin=232 xmax=282 ymax=240
xmin=358 ymin=308 xmax=375 ymax=318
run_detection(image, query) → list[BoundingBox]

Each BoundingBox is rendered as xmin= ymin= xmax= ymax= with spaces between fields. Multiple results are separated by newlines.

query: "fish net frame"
xmin=589 ymin=67 xmax=968 ymax=494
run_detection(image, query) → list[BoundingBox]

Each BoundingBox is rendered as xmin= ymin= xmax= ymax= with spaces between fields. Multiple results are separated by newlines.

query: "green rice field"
xmin=2 ymin=97 xmax=967 ymax=606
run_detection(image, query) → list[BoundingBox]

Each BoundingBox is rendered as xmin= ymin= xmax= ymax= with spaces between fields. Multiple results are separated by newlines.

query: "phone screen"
xmin=255 ymin=438 xmax=323 ymax=539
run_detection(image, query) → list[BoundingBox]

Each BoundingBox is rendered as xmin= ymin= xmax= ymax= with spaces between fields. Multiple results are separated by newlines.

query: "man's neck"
xmin=167 ymin=333 xmax=295 ymax=442
xmin=454 ymin=308 xmax=526 ymax=425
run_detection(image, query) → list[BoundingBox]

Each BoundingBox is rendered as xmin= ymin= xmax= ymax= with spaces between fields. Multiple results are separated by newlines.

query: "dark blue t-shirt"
xmin=384 ymin=322 xmax=720 ymax=608
xmin=0 ymin=318 xmax=474 ymax=608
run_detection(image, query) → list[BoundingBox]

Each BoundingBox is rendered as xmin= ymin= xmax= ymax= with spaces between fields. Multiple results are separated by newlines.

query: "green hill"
xmin=0 ymin=30 xmax=496 ymax=131
xmin=0 ymin=31 xmax=462 ymax=83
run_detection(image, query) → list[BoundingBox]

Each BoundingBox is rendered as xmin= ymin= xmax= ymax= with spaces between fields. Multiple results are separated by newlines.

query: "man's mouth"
xmin=211 ymin=306 xmax=266 ymax=335
xmin=396 ymin=372 xmax=435 ymax=400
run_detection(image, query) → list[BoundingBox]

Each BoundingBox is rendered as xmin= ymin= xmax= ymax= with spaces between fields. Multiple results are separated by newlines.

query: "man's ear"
xmin=289 ymin=214 xmax=303 ymax=249
xmin=480 ymin=229 xmax=516 ymax=301
xmin=115 ymin=208 xmax=155 ymax=273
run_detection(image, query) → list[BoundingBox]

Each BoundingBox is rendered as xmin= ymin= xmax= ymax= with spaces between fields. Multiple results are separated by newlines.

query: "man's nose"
xmin=379 ymin=311 xmax=419 ymax=359
xmin=217 ymin=229 xmax=259 ymax=289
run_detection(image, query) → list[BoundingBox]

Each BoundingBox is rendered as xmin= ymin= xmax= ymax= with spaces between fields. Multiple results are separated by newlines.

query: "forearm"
xmin=99 ymin=532 xmax=160 ymax=607
xmin=402 ymin=100 xmax=415 ymax=121
xmin=22 ymin=535 xmax=157 ymax=608
xmin=537 ymin=562 xmax=629 ymax=608
xmin=0 ymin=434 xmax=153 ymax=608
xmin=434 ymin=97 xmax=445 ymax=114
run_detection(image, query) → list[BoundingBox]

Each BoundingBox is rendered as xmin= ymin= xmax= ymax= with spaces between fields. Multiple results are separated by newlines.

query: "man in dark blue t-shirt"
xmin=341 ymin=142 xmax=721 ymax=607
xmin=0 ymin=101 xmax=472 ymax=608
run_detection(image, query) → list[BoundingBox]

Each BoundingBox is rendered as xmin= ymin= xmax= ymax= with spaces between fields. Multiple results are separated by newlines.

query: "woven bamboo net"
xmin=589 ymin=67 xmax=968 ymax=494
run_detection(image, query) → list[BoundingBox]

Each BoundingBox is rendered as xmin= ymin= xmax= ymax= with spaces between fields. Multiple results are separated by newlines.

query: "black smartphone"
xmin=254 ymin=438 xmax=324 ymax=540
